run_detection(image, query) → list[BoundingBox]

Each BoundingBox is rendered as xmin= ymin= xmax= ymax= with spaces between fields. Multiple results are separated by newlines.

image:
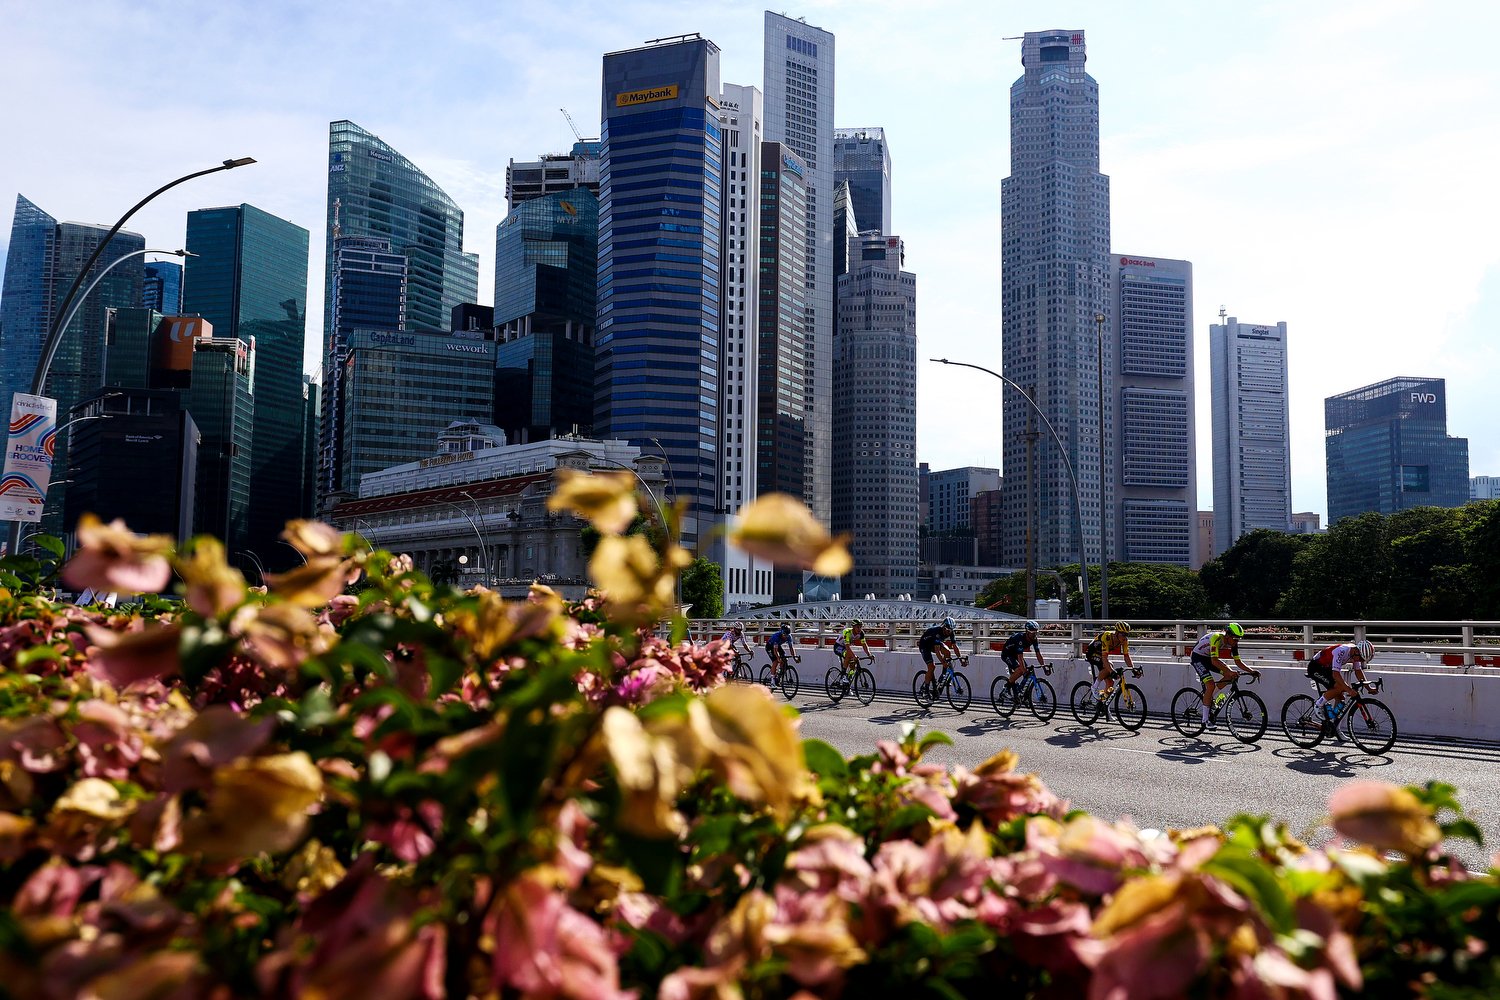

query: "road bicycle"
xmin=913 ymin=656 xmax=972 ymax=711
xmin=1169 ymin=671 xmax=1268 ymax=742
xmin=757 ymin=654 xmax=801 ymax=700
xmin=826 ymin=655 xmax=877 ymax=706
xmin=1281 ymin=677 xmax=1397 ymax=755
xmin=728 ymin=649 xmax=755 ymax=684
xmin=1070 ymin=666 xmax=1147 ymax=730
xmin=990 ymin=661 xmax=1057 ymax=722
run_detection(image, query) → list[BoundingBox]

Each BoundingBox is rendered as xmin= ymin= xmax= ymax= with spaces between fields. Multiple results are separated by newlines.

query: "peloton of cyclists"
xmin=1001 ymin=619 xmax=1047 ymax=692
xmin=836 ymin=619 xmax=873 ymax=673
xmin=1307 ymin=638 xmax=1374 ymax=723
xmin=1190 ymin=622 xmax=1261 ymax=729
xmin=765 ymin=623 xmax=800 ymax=681
xmin=919 ymin=616 xmax=964 ymax=692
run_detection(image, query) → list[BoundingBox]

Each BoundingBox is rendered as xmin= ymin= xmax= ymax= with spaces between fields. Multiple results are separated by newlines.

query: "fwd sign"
xmin=1410 ymin=392 xmax=1437 ymax=403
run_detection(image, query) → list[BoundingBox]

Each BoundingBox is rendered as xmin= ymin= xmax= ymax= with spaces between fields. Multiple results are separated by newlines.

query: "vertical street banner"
xmin=1 ymin=393 xmax=58 ymax=523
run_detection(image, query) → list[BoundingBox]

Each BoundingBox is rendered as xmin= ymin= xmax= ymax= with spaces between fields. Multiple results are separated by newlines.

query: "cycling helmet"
xmin=850 ymin=619 xmax=862 ymax=627
xmin=942 ymin=616 xmax=956 ymax=631
xmin=730 ymin=623 xmax=743 ymax=633
xmin=1024 ymin=620 xmax=1040 ymax=632
xmin=1353 ymin=639 xmax=1374 ymax=662
xmin=1113 ymin=621 xmax=1132 ymax=635
xmin=1226 ymin=622 xmax=1245 ymax=638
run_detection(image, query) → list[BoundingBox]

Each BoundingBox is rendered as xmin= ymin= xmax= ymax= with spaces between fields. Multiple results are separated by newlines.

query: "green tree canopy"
xmin=681 ymin=557 xmax=724 ymax=618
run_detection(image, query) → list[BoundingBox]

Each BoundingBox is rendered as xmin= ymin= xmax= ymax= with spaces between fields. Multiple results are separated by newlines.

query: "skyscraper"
xmin=596 ymin=35 xmax=723 ymax=546
xmin=184 ymin=330 xmax=256 ymax=554
xmin=1 ymin=196 xmax=145 ymax=531
xmin=1000 ymin=30 xmax=1112 ymax=569
xmin=928 ymin=467 xmax=1000 ymax=534
xmin=324 ymin=120 xmax=478 ymax=336
xmin=493 ymin=189 xmax=598 ymax=444
xmin=764 ymin=11 xmax=835 ymax=526
xmin=320 ymin=235 xmax=407 ymax=507
xmin=1325 ymin=377 xmax=1469 ymax=523
xmin=1115 ymin=254 xmax=1196 ymax=566
xmin=1210 ymin=316 xmax=1291 ymax=553
xmin=717 ymin=83 xmax=772 ymax=608
xmin=832 ymin=180 xmax=858 ymax=280
xmin=184 ymin=204 xmax=310 ymax=565
xmin=833 ymin=233 xmax=918 ymax=598
xmin=506 ymin=142 xmax=602 ymax=209
xmin=142 ymin=260 xmax=182 ymax=315
xmin=832 ymin=127 xmax=891 ymax=237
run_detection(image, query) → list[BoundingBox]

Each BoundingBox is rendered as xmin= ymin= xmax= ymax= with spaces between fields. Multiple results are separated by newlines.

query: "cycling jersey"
xmin=1096 ymin=629 xmax=1129 ymax=655
xmin=1191 ymin=631 xmax=1238 ymax=659
xmin=766 ymin=630 xmax=794 ymax=656
xmin=1312 ymin=643 xmax=1360 ymax=674
xmin=918 ymin=624 xmax=952 ymax=653
xmin=720 ymin=630 xmax=745 ymax=647
xmin=836 ymin=626 xmax=864 ymax=658
xmin=1001 ymin=630 xmax=1038 ymax=665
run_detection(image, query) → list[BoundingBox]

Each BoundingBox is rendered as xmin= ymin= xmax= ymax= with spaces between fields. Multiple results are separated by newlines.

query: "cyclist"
xmin=1308 ymin=639 xmax=1373 ymax=722
xmin=1001 ymin=620 xmax=1047 ymax=692
xmin=1086 ymin=621 xmax=1137 ymax=709
xmin=919 ymin=615 xmax=964 ymax=692
xmin=836 ymin=619 xmax=873 ymax=674
xmin=719 ymin=623 xmax=753 ymax=672
xmin=1190 ymin=622 xmax=1261 ymax=728
xmin=765 ymin=623 xmax=800 ymax=682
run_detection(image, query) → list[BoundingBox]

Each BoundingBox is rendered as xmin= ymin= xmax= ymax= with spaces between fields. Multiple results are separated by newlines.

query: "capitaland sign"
xmin=782 ymin=155 xmax=804 ymax=178
xmin=370 ymin=332 xmax=416 ymax=348
xmin=616 ymin=84 xmax=679 ymax=107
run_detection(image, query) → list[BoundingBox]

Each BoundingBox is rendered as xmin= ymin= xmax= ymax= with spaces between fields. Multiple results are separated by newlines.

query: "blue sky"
xmin=4 ymin=0 xmax=1499 ymax=522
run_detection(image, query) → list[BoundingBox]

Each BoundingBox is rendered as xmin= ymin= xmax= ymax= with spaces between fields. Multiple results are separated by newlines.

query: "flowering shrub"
xmin=0 ymin=491 xmax=1496 ymax=998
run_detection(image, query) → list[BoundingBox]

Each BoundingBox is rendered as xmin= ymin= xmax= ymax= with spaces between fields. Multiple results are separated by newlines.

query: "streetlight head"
xmin=223 ymin=157 xmax=257 ymax=169
xmin=176 ymin=249 xmax=199 ymax=258
xmin=1095 ymin=313 xmax=1106 ymax=323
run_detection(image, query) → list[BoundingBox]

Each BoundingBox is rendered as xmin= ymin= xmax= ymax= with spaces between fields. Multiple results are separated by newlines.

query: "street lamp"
xmin=457 ymin=489 xmax=488 ymax=580
xmin=1095 ymin=312 xmax=1109 ymax=620
xmin=242 ymin=550 xmax=267 ymax=587
xmin=436 ymin=499 xmax=489 ymax=587
xmin=587 ymin=453 xmax=680 ymax=606
xmin=931 ymin=358 xmax=1094 ymax=620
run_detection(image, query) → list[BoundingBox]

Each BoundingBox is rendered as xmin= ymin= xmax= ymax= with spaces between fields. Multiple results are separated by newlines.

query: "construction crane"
xmin=560 ymin=108 xmax=584 ymax=143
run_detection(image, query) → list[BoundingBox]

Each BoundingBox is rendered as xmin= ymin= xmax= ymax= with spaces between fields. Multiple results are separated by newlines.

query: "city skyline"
xmin=5 ymin=1 xmax=1500 ymax=523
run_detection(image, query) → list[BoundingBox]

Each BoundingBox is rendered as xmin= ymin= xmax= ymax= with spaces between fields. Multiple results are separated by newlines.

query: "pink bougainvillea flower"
xmin=230 ymin=600 xmax=330 ymax=669
xmin=173 ymin=536 xmax=248 ymax=617
xmin=952 ymin=748 xmax=1067 ymax=824
xmin=61 ymin=514 xmax=173 ymax=594
xmin=180 ymin=752 xmax=323 ymax=862
xmin=263 ymin=555 xmax=361 ymax=608
xmin=766 ymin=884 xmax=867 ymax=987
xmin=160 ymin=706 xmax=275 ymax=793
xmin=1328 ymin=780 xmax=1441 ymax=857
xmin=869 ymin=825 xmax=992 ymax=931
xmin=1030 ymin=814 xmax=1151 ymax=897
xmin=282 ymin=519 xmax=346 ymax=559
xmin=83 ymin=620 xmax=181 ymax=688
xmin=490 ymin=872 xmax=636 ymax=999
xmin=42 ymin=777 xmax=135 ymax=860
xmin=13 ymin=858 xmax=105 ymax=918
xmin=71 ymin=699 xmax=144 ymax=781
xmin=365 ymin=800 xmax=443 ymax=864
xmin=785 ymin=824 xmax=874 ymax=901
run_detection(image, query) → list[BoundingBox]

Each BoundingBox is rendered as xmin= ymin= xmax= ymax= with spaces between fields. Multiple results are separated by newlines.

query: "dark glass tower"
xmin=1325 ymin=377 xmax=1469 ymax=523
xmin=324 ymin=120 xmax=478 ymax=336
xmin=494 ymin=189 xmax=598 ymax=443
xmin=143 ymin=260 xmax=183 ymax=314
xmin=1000 ymin=29 xmax=1112 ymax=568
xmin=756 ymin=141 xmax=809 ymax=503
xmin=319 ymin=235 xmax=406 ymax=507
xmin=832 ymin=127 xmax=892 ymax=237
xmin=597 ymin=36 xmax=723 ymax=545
xmin=184 ymin=204 xmax=310 ymax=566
xmin=1 ymin=196 xmax=145 ymax=531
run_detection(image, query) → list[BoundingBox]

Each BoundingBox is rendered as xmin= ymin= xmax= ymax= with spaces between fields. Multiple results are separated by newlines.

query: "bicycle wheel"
xmin=825 ymin=666 xmax=847 ymax=704
xmin=1226 ymin=690 xmax=1269 ymax=744
xmin=1345 ymin=697 xmax=1397 ymax=755
xmin=990 ymin=676 xmax=1019 ymax=717
xmin=1280 ymin=695 xmax=1325 ymax=749
xmin=912 ymin=670 xmax=935 ymax=709
xmin=947 ymin=672 xmax=972 ymax=712
xmin=778 ymin=664 xmax=800 ymax=700
xmin=1070 ymin=681 xmax=1100 ymax=725
xmin=1114 ymin=684 xmax=1147 ymax=731
xmin=733 ymin=659 xmax=754 ymax=683
xmin=853 ymin=667 xmax=876 ymax=706
xmin=1029 ymin=678 xmax=1057 ymax=722
xmin=758 ymin=663 xmax=776 ymax=687
xmin=1171 ymin=687 xmax=1206 ymax=738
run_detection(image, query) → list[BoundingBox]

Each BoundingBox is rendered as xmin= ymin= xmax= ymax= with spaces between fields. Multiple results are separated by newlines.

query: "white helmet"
xmin=1353 ymin=639 xmax=1374 ymax=662
xmin=942 ymin=616 xmax=956 ymax=630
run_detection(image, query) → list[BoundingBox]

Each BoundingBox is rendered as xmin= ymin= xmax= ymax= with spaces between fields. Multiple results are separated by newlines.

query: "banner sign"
xmin=1 ymin=393 xmax=58 ymax=523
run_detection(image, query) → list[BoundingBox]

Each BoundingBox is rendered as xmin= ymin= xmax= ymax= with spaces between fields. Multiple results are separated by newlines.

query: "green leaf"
xmin=615 ymin=831 xmax=683 ymax=896
xmin=1435 ymin=880 xmax=1500 ymax=915
xmin=882 ymin=803 xmax=936 ymax=837
xmin=28 ymin=535 xmax=64 ymax=558
xmin=917 ymin=730 xmax=954 ymax=755
xmin=1204 ymin=852 xmax=1295 ymax=933
xmin=16 ymin=645 xmax=63 ymax=667
xmin=1440 ymin=818 xmax=1484 ymax=846
xmin=802 ymin=738 xmax=848 ymax=779
xmin=688 ymin=814 xmax=738 ymax=860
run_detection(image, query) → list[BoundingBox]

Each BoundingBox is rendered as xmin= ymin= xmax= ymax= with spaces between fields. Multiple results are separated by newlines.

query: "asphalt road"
xmin=786 ymin=681 xmax=1500 ymax=870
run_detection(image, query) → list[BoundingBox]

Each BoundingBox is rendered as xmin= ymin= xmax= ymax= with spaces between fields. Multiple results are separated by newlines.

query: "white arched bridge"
xmin=725 ymin=599 xmax=1026 ymax=623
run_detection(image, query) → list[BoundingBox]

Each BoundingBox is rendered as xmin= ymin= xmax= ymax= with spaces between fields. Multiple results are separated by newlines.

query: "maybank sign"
xmin=616 ymin=84 xmax=679 ymax=107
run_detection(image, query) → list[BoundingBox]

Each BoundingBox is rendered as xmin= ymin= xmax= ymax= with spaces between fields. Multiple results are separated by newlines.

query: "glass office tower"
xmin=764 ymin=12 xmax=836 ymax=526
xmin=184 ymin=204 xmax=310 ymax=567
xmin=143 ymin=260 xmax=183 ymax=314
xmin=1210 ymin=317 xmax=1292 ymax=552
xmin=1000 ymin=30 xmax=1112 ymax=568
xmin=596 ymin=35 xmax=723 ymax=546
xmin=1325 ymin=377 xmax=1469 ymax=523
xmin=832 ymin=127 xmax=892 ymax=237
xmin=319 ymin=235 xmax=407 ymax=507
xmin=493 ymin=189 xmax=598 ymax=444
xmin=325 ymin=120 xmax=478 ymax=336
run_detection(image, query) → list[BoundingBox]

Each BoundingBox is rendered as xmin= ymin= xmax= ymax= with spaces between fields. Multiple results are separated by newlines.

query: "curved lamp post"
xmin=437 ymin=499 xmax=490 ymax=587
xmin=931 ymin=358 xmax=1094 ymax=621
xmin=1094 ymin=312 xmax=1110 ymax=620
xmin=7 ymin=156 xmax=254 ymax=559
xmin=588 ymin=453 xmax=679 ymax=606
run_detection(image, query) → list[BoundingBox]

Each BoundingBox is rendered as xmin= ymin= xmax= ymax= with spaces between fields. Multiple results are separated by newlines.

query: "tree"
xmin=1199 ymin=530 xmax=1313 ymax=617
xmin=681 ymin=558 xmax=724 ymax=618
xmin=1100 ymin=562 xmax=1214 ymax=619
xmin=1278 ymin=512 xmax=1391 ymax=618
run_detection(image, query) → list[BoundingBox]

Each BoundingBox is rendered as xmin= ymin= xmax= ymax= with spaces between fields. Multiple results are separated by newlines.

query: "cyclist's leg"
xmin=920 ymin=646 xmax=936 ymax=687
xmin=1003 ymin=652 xmax=1023 ymax=686
xmin=1191 ymin=654 xmax=1214 ymax=721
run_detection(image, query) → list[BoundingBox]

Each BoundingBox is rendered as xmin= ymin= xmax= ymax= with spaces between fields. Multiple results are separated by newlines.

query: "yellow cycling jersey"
xmin=1096 ymin=629 xmax=1129 ymax=654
